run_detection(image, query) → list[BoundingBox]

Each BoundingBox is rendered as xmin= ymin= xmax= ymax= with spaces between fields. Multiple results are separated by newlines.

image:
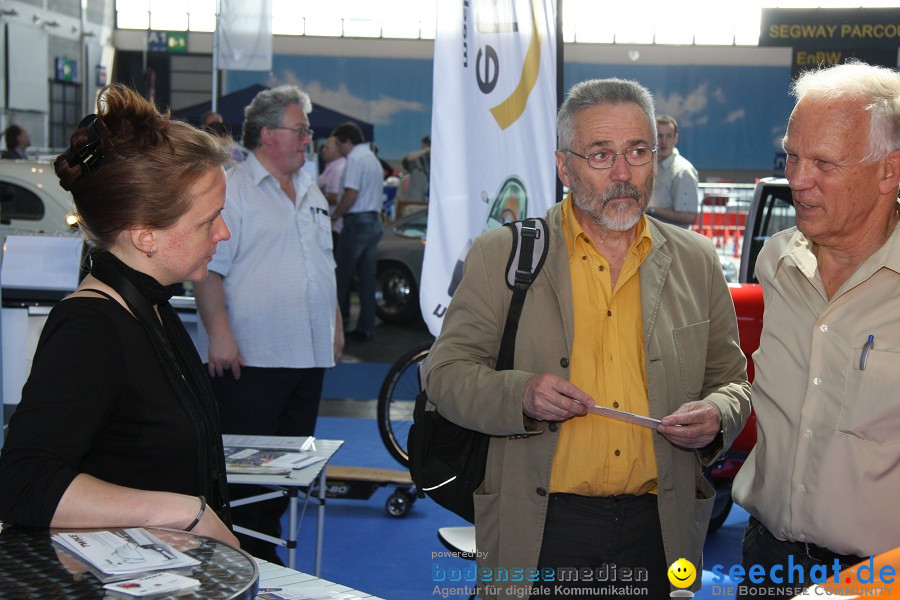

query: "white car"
xmin=0 ymin=159 xmax=77 ymax=244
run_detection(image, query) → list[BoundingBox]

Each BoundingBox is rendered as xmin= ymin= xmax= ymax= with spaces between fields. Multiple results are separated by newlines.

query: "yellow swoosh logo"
xmin=489 ymin=0 xmax=543 ymax=130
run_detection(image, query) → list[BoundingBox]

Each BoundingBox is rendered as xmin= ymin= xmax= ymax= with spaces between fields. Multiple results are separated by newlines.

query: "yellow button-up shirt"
xmin=549 ymin=197 xmax=658 ymax=496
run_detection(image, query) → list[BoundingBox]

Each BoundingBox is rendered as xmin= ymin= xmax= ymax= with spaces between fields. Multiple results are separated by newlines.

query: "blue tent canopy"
xmin=172 ymin=83 xmax=375 ymax=144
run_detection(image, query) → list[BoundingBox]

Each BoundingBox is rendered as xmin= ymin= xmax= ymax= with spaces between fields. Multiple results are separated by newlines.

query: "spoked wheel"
xmin=377 ymin=343 xmax=431 ymax=467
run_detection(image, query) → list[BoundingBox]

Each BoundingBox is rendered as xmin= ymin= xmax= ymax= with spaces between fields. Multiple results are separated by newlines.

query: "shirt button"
xmin=549 ymin=422 xmax=559 ymax=432
xmin=819 ymin=324 xmax=828 ymax=332
xmin=560 ymin=357 xmax=569 ymax=368
xmin=813 ymin=377 xmax=821 ymax=385
xmin=614 ymin=449 xmax=621 ymax=457
xmin=598 ymin=265 xmax=605 ymax=271
xmin=607 ymin=310 xmax=612 ymax=317
xmin=799 ymin=484 xmax=806 ymax=493
xmin=799 ymin=532 xmax=806 ymax=540
xmin=613 ymin=402 xmax=619 ymax=408
xmin=536 ymin=488 xmax=547 ymax=496
xmin=804 ymin=429 xmax=812 ymax=438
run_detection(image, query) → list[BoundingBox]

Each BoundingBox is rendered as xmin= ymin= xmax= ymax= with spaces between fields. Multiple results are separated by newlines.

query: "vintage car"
xmin=0 ymin=159 xmax=77 ymax=244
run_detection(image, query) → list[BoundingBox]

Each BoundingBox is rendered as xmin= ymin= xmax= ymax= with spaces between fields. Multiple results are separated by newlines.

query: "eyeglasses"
xmin=272 ymin=125 xmax=314 ymax=139
xmin=563 ymin=146 xmax=656 ymax=170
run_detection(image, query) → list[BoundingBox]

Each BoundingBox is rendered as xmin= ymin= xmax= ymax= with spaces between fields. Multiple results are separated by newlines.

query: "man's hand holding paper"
xmin=657 ymin=400 xmax=722 ymax=448
xmin=522 ymin=374 xmax=591 ymax=422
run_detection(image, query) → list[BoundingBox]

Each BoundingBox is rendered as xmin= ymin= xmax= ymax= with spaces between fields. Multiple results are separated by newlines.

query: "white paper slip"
xmin=590 ymin=405 xmax=661 ymax=429
xmin=104 ymin=572 xmax=200 ymax=597
xmin=256 ymin=588 xmax=368 ymax=599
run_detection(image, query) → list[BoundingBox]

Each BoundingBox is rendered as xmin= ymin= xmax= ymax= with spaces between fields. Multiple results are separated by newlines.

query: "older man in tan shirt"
xmin=733 ymin=61 xmax=900 ymax=599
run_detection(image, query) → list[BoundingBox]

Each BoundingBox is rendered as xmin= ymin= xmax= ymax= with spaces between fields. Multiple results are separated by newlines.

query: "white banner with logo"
xmin=217 ymin=0 xmax=273 ymax=71
xmin=421 ymin=0 xmax=558 ymax=336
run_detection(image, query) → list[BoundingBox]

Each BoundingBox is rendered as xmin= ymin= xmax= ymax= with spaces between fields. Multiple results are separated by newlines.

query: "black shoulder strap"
xmin=497 ymin=218 xmax=549 ymax=371
xmin=76 ymin=288 xmax=118 ymax=302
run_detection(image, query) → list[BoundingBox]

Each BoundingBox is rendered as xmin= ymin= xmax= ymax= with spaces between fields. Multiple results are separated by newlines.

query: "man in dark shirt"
xmin=2 ymin=124 xmax=30 ymax=159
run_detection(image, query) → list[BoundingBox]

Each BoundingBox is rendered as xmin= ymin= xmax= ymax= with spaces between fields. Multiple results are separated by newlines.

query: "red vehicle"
xmin=704 ymin=177 xmax=795 ymax=530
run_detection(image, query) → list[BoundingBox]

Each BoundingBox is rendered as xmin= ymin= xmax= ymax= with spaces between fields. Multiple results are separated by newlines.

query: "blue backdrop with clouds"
xmin=565 ymin=64 xmax=796 ymax=172
xmin=226 ymin=55 xmax=795 ymax=174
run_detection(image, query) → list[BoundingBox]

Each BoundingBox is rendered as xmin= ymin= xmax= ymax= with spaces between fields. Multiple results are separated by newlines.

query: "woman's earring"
xmin=147 ymin=249 xmax=154 ymax=258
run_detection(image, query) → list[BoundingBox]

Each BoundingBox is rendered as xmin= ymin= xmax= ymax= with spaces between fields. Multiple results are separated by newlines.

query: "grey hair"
xmin=556 ymin=78 xmax=657 ymax=150
xmin=790 ymin=60 xmax=900 ymax=162
xmin=242 ymin=85 xmax=313 ymax=150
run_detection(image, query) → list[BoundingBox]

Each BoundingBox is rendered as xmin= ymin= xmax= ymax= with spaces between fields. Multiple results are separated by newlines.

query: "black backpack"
xmin=408 ymin=217 xmax=550 ymax=522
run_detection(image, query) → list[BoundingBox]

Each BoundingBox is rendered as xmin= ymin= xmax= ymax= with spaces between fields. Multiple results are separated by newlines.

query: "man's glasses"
xmin=563 ymin=146 xmax=656 ymax=170
xmin=272 ymin=125 xmax=314 ymax=139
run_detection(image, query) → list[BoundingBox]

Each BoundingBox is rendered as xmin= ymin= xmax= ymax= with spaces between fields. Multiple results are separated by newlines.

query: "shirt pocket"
xmin=313 ymin=210 xmax=335 ymax=257
xmin=838 ymin=348 xmax=900 ymax=446
xmin=672 ymin=320 xmax=710 ymax=398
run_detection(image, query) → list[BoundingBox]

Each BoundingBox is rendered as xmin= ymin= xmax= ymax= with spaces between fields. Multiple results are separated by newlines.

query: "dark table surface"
xmin=0 ymin=525 xmax=258 ymax=599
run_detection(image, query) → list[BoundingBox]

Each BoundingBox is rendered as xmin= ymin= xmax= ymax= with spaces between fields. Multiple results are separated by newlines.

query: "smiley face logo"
xmin=667 ymin=558 xmax=696 ymax=589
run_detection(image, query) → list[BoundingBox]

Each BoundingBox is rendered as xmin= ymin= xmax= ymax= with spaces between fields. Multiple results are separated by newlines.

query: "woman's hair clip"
xmin=62 ymin=114 xmax=105 ymax=174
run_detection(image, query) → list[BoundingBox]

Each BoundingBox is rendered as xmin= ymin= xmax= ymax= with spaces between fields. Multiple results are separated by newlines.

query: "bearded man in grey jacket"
xmin=424 ymin=78 xmax=750 ymax=600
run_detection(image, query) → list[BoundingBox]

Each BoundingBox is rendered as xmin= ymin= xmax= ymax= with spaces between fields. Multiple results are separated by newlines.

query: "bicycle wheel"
xmin=377 ymin=343 xmax=432 ymax=467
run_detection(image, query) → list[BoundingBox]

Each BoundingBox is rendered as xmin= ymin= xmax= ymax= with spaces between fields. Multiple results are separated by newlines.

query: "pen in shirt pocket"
xmin=859 ymin=334 xmax=874 ymax=371
xmin=310 ymin=206 xmax=328 ymax=217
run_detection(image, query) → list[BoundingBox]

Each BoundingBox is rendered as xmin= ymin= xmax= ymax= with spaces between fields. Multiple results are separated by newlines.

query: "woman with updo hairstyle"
xmin=0 ymin=84 xmax=238 ymax=546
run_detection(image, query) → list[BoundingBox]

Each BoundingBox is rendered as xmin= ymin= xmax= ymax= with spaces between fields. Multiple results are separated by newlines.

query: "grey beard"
xmin=574 ymin=179 xmax=653 ymax=232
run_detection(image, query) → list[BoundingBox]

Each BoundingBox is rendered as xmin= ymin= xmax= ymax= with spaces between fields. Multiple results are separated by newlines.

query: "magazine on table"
xmin=223 ymin=447 xmax=325 ymax=475
xmin=223 ymin=434 xmax=323 ymax=475
xmin=52 ymin=528 xmax=199 ymax=578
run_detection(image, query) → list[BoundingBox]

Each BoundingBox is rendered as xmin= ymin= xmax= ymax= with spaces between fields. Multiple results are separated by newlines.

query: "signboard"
xmin=421 ymin=0 xmax=558 ymax=335
xmin=760 ymin=8 xmax=900 ymax=49
xmin=55 ymin=57 xmax=77 ymax=83
xmin=760 ymin=8 xmax=900 ymax=78
xmin=147 ymin=31 xmax=188 ymax=53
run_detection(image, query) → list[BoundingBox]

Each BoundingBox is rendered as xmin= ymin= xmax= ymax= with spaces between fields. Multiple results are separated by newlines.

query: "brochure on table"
xmin=52 ymin=528 xmax=199 ymax=580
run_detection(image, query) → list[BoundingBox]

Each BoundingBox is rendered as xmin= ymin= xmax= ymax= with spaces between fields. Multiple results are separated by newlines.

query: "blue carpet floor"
xmin=272 ymin=415 xmax=752 ymax=600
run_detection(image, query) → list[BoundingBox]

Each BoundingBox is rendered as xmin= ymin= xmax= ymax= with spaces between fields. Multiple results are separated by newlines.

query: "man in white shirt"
xmin=194 ymin=85 xmax=343 ymax=564
xmin=331 ymin=122 xmax=385 ymax=341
